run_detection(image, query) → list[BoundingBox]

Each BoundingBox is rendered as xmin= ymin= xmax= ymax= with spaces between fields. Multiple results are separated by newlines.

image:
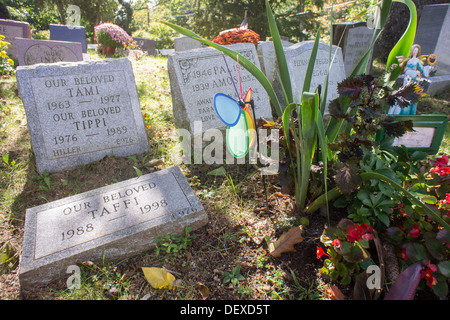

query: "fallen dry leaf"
xmin=197 ymin=282 xmax=210 ymax=300
xmin=142 ymin=267 xmax=176 ymax=289
xmin=324 ymin=284 xmax=345 ymax=300
xmin=269 ymin=225 xmax=304 ymax=258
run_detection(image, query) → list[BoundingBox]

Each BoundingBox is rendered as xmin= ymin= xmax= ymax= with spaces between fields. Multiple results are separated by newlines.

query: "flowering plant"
xmin=0 ymin=35 xmax=15 ymax=75
xmin=318 ymin=218 xmax=376 ymax=285
xmin=94 ymin=23 xmax=133 ymax=49
xmin=212 ymin=28 xmax=260 ymax=46
xmin=385 ymin=153 xmax=450 ymax=298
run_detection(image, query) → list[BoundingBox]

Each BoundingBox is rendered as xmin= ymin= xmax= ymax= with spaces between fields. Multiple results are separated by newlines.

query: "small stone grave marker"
xmin=50 ymin=24 xmax=87 ymax=53
xmin=16 ymin=38 xmax=83 ymax=66
xmin=19 ymin=166 xmax=208 ymax=289
xmin=0 ymin=18 xmax=31 ymax=60
xmin=168 ymin=42 xmax=273 ymax=133
xmin=284 ymin=41 xmax=346 ymax=113
xmin=16 ymin=58 xmax=148 ymax=173
xmin=133 ymin=37 xmax=156 ymax=56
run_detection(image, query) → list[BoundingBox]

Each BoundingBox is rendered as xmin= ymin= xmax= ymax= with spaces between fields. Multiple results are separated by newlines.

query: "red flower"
xmin=409 ymin=224 xmax=421 ymax=238
xmin=435 ymin=155 xmax=449 ymax=167
xmin=420 ymin=261 xmax=438 ymax=288
xmin=446 ymin=193 xmax=450 ymax=203
xmin=316 ymin=247 xmax=329 ymax=259
xmin=441 ymin=167 xmax=450 ymax=176
xmin=401 ymin=248 xmax=408 ymax=261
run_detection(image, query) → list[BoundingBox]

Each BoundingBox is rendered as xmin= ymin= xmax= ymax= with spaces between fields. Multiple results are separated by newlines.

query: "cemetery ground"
xmin=1 ymin=52 xmax=449 ymax=300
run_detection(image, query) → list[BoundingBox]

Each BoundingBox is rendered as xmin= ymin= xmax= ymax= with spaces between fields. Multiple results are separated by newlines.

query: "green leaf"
xmin=438 ymin=261 xmax=450 ymax=278
xmin=265 ymin=0 xmax=292 ymax=105
xmin=405 ymin=242 xmax=427 ymax=262
xmin=425 ymin=238 xmax=444 ymax=260
xmin=302 ymin=28 xmax=321 ymax=94
xmin=386 ymin=227 xmax=405 ymax=244
xmin=376 ymin=212 xmax=390 ymax=227
xmin=386 ymin=0 xmax=417 ymax=72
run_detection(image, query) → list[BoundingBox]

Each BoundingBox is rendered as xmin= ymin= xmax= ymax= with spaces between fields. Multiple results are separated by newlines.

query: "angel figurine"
xmin=388 ymin=44 xmax=437 ymax=115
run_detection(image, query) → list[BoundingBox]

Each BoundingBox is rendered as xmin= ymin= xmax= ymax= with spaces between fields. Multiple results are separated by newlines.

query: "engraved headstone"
xmin=413 ymin=3 xmax=450 ymax=95
xmin=174 ymin=36 xmax=203 ymax=52
xmin=0 ymin=18 xmax=31 ymax=60
xmin=333 ymin=22 xmax=374 ymax=76
xmin=133 ymin=37 xmax=156 ymax=56
xmin=168 ymin=43 xmax=273 ymax=133
xmin=19 ymin=166 xmax=208 ymax=289
xmin=50 ymin=24 xmax=87 ymax=53
xmin=285 ymin=41 xmax=346 ymax=113
xmin=16 ymin=58 xmax=149 ymax=173
xmin=16 ymin=38 xmax=83 ymax=66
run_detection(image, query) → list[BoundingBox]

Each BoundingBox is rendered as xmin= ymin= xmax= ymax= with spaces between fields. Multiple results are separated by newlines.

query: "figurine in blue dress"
xmin=388 ymin=44 xmax=437 ymax=115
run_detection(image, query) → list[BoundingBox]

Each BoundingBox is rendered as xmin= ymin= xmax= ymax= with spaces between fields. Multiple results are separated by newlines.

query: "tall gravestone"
xmin=174 ymin=36 xmax=203 ymax=52
xmin=0 ymin=18 xmax=31 ymax=60
xmin=333 ymin=22 xmax=374 ymax=77
xmin=133 ymin=37 xmax=156 ymax=56
xmin=16 ymin=58 xmax=149 ymax=173
xmin=50 ymin=24 xmax=87 ymax=53
xmin=168 ymin=42 xmax=273 ymax=133
xmin=19 ymin=166 xmax=208 ymax=289
xmin=284 ymin=41 xmax=346 ymax=113
xmin=414 ymin=3 xmax=450 ymax=95
xmin=16 ymin=38 xmax=83 ymax=66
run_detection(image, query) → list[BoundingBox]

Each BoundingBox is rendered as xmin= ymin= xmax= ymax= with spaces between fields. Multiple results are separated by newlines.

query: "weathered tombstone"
xmin=333 ymin=22 xmax=374 ymax=76
xmin=284 ymin=41 xmax=346 ymax=113
xmin=257 ymin=40 xmax=294 ymax=84
xmin=16 ymin=38 xmax=83 ymax=66
xmin=19 ymin=166 xmax=208 ymax=289
xmin=133 ymin=37 xmax=156 ymax=56
xmin=0 ymin=18 xmax=31 ymax=60
xmin=168 ymin=42 xmax=273 ymax=133
xmin=413 ymin=3 xmax=450 ymax=95
xmin=174 ymin=36 xmax=203 ymax=52
xmin=50 ymin=24 xmax=87 ymax=53
xmin=16 ymin=58 xmax=148 ymax=173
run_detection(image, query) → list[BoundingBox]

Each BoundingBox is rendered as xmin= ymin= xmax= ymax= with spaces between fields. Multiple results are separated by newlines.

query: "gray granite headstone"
xmin=168 ymin=43 xmax=273 ymax=133
xmin=285 ymin=41 xmax=346 ymax=113
xmin=415 ymin=3 xmax=450 ymax=76
xmin=333 ymin=22 xmax=374 ymax=76
xmin=414 ymin=3 xmax=450 ymax=95
xmin=133 ymin=37 xmax=156 ymax=56
xmin=174 ymin=36 xmax=203 ymax=52
xmin=50 ymin=24 xmax=87 ymax=53
xmin=19 ymin=166 xmax=208 ymax=289
xmin=16 ymin=58 xmax=148 ymax=173
xmin=16 ymin=38 xmax=83 ymax=66
xmin=0 ymin=18 xmax=31 ymax=60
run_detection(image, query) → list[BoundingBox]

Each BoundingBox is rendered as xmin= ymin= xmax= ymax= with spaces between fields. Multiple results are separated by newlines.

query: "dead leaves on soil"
xmin=269 ymin=226 xmax=304 ymax=258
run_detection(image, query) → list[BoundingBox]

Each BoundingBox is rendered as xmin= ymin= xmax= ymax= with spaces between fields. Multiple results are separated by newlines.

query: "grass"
xmin=0 ymin=51 xmax=449 ymax=300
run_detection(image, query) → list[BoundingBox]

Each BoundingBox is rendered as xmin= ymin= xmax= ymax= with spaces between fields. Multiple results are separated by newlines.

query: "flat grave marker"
xmin=168 ymin=42 xmax=273 ymax=133
xmin=19 ymin=166 xmax=208 ymax=289
xmin=16 ymin=58 xmax=148 ymax=173
xmin=16 ymin=38 xmax=83 ymax=66
xmin=0 ymin=18 xmax=31 ymax=60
